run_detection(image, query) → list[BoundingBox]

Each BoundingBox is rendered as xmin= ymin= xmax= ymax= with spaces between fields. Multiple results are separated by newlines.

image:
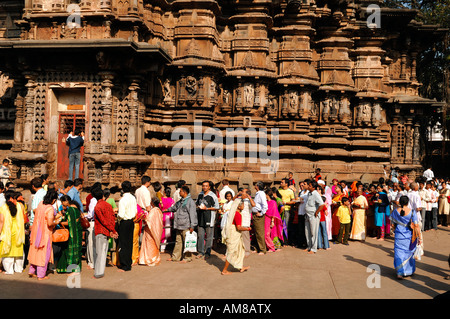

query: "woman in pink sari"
xmin=28 ymin=190 xmax=63 ymax=280
xmin=264 ymin=189 xmax=283 ymax=252
xmin=139 ymin=197 xmax=164 ymax=267
xmin=160 ymin=187 xmax=175 ymax=252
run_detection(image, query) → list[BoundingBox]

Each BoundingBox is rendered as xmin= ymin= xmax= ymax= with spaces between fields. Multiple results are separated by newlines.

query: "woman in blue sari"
xmin=374 ymin=185 xmax=390 ymax=241
xmin=390 ymin=195 xmax=423 ymax=279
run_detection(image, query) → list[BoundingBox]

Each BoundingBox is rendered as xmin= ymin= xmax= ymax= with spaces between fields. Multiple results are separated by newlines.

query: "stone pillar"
xmin=13 ymin=78 xmax=25 ymax=146
xmin=127 ymin=78 xmax=140 ymax=145
xmin=404 ymin=116 xmax=413 ymax=164
xmin=99 ymin=72 xmax=114 ymax=146
xmin=410 ymin=52 xmax=417 ymax=82
xmin=22 ymin=72 xmax=37 ymax=144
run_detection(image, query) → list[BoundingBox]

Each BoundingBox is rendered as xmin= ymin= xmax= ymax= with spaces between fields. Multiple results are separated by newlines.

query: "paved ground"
xmin=0 ymin=226 xmax=449 ymax=300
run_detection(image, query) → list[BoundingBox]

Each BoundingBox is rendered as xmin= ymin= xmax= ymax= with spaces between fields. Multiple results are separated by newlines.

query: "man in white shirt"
xmin=117 ymin=181 xmax=137 ymax=272
xmin=135 ymin=175 xmax=152 ymax=212
xmin=423 ymin=167 xmax=434 ymax=181
xmin=407 ymin=182 xmax=423 ymax=227
xmin=219 ymin=179 xmax=235 ymax=203
xmin=252 ymin=181 xmax=268 ymax=255
xmin=297 ymin=181 xmax=309 ymax=249
xmin=172 ymin=180 xmax=186 ymax=203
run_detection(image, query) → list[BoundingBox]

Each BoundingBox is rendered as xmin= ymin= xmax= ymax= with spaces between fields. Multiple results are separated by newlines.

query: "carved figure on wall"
xmin=372 ymin=103 xmax=382 ymax=126
xmin=322 ymin=99 xmax=330 ymax=122
xmin=357 ymin=102 xmax=372 ymax=126
xmin=268 ymin=94 xmax=278 ymax=117
xmin=329 ymin=96 xmax=339 ymax=121
xmin=222 ymin=89 xmax=231 ymax=106
xmin=159 ymin=78 xmax=172 ymax=104
xmin=288 ymin=90 xmax=298 ymax=116
xmin=339 ymin=97 xmax=351 ymax=123
xmin=243 ymin=83 xmax=254 ymax=108
xmin=185 ymin=76 xmax=198 ymax=97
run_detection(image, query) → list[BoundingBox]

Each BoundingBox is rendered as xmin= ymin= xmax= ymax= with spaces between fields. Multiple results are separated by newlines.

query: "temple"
xmin=0 ymin=0 xmax=446 ymax=196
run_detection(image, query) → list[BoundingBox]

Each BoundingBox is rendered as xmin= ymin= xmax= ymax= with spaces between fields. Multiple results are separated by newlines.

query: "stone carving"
xmin=288 ymin=90 xmax=299 ymax=117
xmin=329 ymin=96 xmax=339 ymax=122
xmin=243 ymin=83 xmax=254 ymax=109
xmin=322 ymin=99 xmax=330 ymax=122
xmin=160 ymin=78 xmax=172 ymax=105
xmin=357 ymin=102 xmax=372 ymax=126
xmin=268 ymin=95 xmax=278 ymax=117
xmin=185 ymin=76 xmax=198 ymax=97
xmin=372 ymin=103 xmax=382 ymax=127
xmin=413 ymin=126 xmax=420 ymax=160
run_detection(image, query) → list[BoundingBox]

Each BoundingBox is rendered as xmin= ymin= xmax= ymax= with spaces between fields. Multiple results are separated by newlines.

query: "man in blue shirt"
xmin=30 ymin=177 xmax=47 ymax=226
xmin=305 ymin=180 xmax=325 ymax=254
xmin=67 ymin=178 xmax=84 ymax=213
xmin=66 ymin=129 xmax=84 ymax=180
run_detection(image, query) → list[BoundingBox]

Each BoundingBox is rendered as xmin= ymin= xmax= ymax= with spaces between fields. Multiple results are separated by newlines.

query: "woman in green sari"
xmin=56 ymin=195 xmax=83 ymax=274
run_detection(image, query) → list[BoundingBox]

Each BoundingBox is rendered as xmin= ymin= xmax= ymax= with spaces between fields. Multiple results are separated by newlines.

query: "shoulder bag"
xmin=52 ymin=224 xmax=69 ymax=243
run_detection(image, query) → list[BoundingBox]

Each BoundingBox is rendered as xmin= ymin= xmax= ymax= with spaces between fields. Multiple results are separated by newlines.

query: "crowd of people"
xmin=0 ymin=161 xmax=449 ymax=280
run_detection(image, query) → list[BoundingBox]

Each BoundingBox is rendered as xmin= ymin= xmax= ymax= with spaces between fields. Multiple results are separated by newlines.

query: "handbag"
xmin=52 ymin=224 xmax=69 ymax=243
xmin=79 ymin=214 xmax=90 ymax=229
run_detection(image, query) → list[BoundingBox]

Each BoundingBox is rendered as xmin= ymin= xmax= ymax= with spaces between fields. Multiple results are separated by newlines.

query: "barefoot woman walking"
xmin=221 ymin=200 xmax=251 ymax=275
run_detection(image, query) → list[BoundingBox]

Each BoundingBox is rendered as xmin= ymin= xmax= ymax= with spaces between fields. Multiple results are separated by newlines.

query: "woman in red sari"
xmin=139 ymin=197 xmax=163 ymax=267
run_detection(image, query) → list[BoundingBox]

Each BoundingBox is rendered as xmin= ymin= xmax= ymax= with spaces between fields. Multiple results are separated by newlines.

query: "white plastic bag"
xmin=184 ymin=230 xmax=197 ymax=253
xmin=414 ymin=243 xmax=424 ymax=261
xmin=220 ymin=212 xmax=228 ymax=229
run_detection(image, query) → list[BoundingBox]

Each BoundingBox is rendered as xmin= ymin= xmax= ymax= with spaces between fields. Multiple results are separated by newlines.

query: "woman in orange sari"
xmin=331 ymin=185 xmax=344 ymax=238
xmin=28 ymin=190 xmax=63 ymax=280
xmin=139 ymin=197 xmax=163 ymax=267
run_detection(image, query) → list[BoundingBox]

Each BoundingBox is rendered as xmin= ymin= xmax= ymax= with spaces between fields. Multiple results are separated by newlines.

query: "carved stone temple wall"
xmin=0 ymin=0 xmax=445 ymax=196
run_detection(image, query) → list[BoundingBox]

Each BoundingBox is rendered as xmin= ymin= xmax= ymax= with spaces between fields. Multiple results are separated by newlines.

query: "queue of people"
xmin=0 ymin=166 xmax=448 ymax=280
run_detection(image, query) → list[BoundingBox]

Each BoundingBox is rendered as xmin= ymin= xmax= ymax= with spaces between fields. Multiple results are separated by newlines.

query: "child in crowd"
xmin=334 ymin=197 xmax=352 ymax=246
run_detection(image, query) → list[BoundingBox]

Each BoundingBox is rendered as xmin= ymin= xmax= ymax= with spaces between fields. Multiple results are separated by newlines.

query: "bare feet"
xmin=221 ymin=270 xmax=232 ymax=275
xmin=240 ymin=266 xmax=250 ymax=273
xmin=307 ymin=250 xmax=315 ymax=254
xmin=37 ymin=276 xmax=49 ymax=281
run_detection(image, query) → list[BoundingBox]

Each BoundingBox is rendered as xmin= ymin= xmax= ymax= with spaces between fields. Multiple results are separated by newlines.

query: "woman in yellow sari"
xmin=0 ymin=191 xmax=25 ymax=274
xmin=350 ymin=189 xmax=368 ymax=241
xmin=139 ymin=197 xmax=163 ymax=267
xmin=221 ymin=200 xmax=251 ymax=275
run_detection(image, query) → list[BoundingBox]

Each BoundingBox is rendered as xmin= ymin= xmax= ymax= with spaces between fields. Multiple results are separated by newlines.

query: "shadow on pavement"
xmin=343 ymin=254 xmax=448 ymax=298
xmin=0 ymin=277 xmax=128 ymax=299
